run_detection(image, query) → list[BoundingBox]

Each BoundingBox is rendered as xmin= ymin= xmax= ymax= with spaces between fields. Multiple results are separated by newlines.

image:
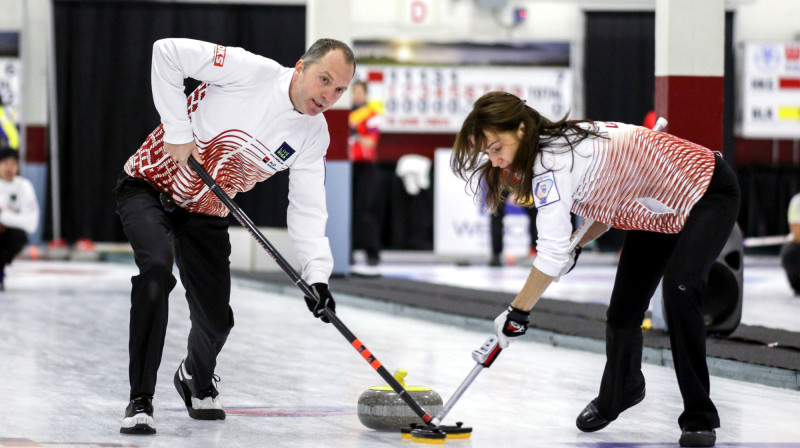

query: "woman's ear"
xmin=516 ymin=121 xmax=525 ymax=139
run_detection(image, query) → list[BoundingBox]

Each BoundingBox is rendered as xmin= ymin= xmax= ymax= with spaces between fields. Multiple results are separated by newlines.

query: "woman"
xmin=451 ymin=92 xmax=740 ymax=448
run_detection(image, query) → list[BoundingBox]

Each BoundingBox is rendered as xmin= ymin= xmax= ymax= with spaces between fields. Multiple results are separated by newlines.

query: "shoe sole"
xmin=173 ymin=369 xmax=226 ymax=420
xmin=576 ymin=388 xmax=646 ymax=433
xmin=120 ymin=412 xmax=156 ymax=435
xmin=679 ymin=431 xmax=716 ymax=447
xmin=120 ymin=423 xmax=156 ymax=435
xmin=576 ymin=420 xmax=610 ymax=433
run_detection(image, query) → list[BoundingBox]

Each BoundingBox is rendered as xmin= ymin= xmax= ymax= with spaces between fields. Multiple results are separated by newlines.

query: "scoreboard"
xmin=737 ymin=42 xmax=800 ymax=139
xmin=354 ymin=65 xmax=573 ymax=133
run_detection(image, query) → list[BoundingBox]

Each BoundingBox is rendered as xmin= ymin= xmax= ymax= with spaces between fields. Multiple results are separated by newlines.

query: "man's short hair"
xmin=0 ymin=148 xmax=19 ymax=163
xmin=301 ymin=38 xmax=356 ymax=73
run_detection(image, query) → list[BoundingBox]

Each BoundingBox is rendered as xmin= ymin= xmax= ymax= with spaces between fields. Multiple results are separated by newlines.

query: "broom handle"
xmin=187 ymin=156 xmax=438 ymax=428
xmin=433 ymin=335 xmax=502 ymax=424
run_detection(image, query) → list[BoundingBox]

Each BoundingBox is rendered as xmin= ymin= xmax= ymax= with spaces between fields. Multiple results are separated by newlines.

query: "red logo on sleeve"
xmin=214 ymin=45 xmax=226 ymax=67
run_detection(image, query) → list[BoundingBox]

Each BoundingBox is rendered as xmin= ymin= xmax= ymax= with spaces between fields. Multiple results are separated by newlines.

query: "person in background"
xmin=348 ymin=80 xmax=382 ymax=266
xmin=781 ymin=192 xmax=800 ymax=296
xmin=116 ymin=37 xmax=354 ymax=435
xmin=489 ymin=189 xmax=538 ymax=267
xmin=643 ymin=108 xmax=657 ymax=130
xmin=452 ymin=91 xmax=740 ymax=447
xmin=0 ymin=148 xmax=39 ymax=290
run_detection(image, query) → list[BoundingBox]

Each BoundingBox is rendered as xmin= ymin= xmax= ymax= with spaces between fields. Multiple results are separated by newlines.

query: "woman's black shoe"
xmin=679 ymin=428 xmax=716 ymax=447
xmin=576 ymin=400 xmax=610 ymax=432
xmin=576 ymin=387 xmax=645 ymax=432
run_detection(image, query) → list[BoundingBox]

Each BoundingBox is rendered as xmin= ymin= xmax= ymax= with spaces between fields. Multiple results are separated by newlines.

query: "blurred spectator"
xmin=781 ymin=192 xmax=800 ymax=296
xmin=348 ymin=80 xmax=382 ymax=265
xmin=489 ymin=190 xmax=537 ymax=267
xmin=643 ymin=109 xmax=656 ymax=130
xmin=0 ymin=148 xmax=39 ymax=290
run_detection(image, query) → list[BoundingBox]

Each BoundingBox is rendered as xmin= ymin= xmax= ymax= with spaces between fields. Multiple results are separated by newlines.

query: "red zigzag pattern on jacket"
xmin=124 ymin=125 xmax=275 ymax=218
xmin=125 ymin=83 xmax=277 ymax=217
xmin=571 ymin=127 xmax=715 ymax=234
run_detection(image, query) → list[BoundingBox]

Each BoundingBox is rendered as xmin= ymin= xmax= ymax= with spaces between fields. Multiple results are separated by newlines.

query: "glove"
xmin=304 ymin=283 xmax=336 ymax=323
xmin=493 ymin=305 xmax=531 ymax=349
xmin=554 ymin=245 xmax=582 ymax=282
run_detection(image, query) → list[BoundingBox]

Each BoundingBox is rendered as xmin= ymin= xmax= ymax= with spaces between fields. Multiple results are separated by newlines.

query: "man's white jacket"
xmin=125 ymin=38 xmax=333 ymax=285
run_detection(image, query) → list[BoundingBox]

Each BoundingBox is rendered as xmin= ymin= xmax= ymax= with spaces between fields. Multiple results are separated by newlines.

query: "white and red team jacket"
xmin=124 ymin=38 xmax=333 ymax=285
xmin=532 ymin=122 xmax=716 ymax=277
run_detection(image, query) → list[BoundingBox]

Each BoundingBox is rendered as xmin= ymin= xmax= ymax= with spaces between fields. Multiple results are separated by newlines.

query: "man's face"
xmin=290 ymin=49 xmax=354 ymax=116
xmin=0 ymin=158 xmax=17 ymax=182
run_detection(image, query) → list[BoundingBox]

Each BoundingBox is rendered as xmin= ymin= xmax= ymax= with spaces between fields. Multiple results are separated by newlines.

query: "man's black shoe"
xmin=174 ymin=359 xmax=225 ymax=420
xmin=120 ymin=394 xmax=156 ymax=435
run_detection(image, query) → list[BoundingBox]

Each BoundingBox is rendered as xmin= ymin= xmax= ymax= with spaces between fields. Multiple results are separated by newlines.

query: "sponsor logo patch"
xmin=262 ymin=154 xmax=281 ymax=170
xmin=275 ymin=142 xmax=296 ymax=161
xmin=214 ymin=45 xmax=227 ymax=67
xmin=533 ymin=171 xmax=560 ymax=207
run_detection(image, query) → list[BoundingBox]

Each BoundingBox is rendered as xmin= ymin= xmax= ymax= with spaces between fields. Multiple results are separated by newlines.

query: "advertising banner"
xmin=433 ymin=148 xmax=532 ymax=257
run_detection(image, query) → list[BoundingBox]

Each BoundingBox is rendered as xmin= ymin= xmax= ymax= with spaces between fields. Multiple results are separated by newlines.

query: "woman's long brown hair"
xmin=451 ymin=91 xmax=603 ymax=214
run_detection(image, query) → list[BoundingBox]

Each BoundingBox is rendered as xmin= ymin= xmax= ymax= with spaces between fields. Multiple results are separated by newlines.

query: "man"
xmin=0 ymin=148 xmax=38 ymax=290
xmin=116 ymin=38 xmax=355 ymax=435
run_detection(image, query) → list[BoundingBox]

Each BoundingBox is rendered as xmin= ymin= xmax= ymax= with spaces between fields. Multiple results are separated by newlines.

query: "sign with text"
xmin=355 ymin=65 xmax=572 ymax=134
xmin=737 ymin=42 xmax=800 ymax=139
xmin=433 ymin=148 xmax=532 ymax=257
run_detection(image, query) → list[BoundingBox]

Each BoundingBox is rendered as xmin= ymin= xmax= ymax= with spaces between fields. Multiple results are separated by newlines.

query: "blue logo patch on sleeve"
xmin=275 ymin=142 xmax=296 ymax=161
xmin=533 ymin=171 xmax=560 ymax=207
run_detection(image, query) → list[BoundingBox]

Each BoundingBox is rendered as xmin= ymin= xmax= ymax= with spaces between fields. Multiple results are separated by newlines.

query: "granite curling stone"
xmin=357 ymin=369 xmax=443 ymax=431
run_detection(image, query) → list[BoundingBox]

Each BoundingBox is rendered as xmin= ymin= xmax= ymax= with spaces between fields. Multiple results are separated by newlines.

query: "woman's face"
xmin=481 ymin=123 xmax=524 ymax=170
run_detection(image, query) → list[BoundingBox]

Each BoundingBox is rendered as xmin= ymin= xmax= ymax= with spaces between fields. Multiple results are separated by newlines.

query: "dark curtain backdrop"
xmin=584 ymin=12 xmax=656 ymax=125
xmin=53 ymin=1 xmax=305 ymax=242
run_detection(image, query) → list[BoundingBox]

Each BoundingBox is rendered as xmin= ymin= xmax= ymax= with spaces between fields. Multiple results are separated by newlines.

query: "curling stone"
xmin=357 ymin=369 xmax=443 ymax=431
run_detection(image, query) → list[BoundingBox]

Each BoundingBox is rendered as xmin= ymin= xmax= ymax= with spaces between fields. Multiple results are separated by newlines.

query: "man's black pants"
xmin=596 ymin=155 xmax=740 ymax=431
xmin=116 ymin=175 xmax=233 ymax=399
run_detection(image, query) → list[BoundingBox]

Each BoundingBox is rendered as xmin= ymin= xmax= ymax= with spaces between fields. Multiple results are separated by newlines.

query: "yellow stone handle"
xmin=393 ymin=369 xmax=407 ymax=387
xmin=369 ymin=368 xmax=432 ymax=391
